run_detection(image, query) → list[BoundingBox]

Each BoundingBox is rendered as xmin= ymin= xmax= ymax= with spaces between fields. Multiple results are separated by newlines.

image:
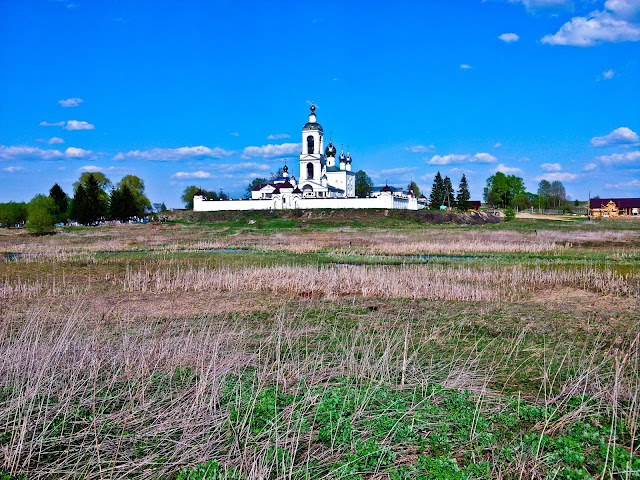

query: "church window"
xmin=307 ymin=136 xmax=314 ymax=154
xmin=307 ymin=162 xmax=314 ymax=179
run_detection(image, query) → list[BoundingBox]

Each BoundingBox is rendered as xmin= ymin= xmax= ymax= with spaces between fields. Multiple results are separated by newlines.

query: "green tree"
xmin=537 ymin=180 xmax=551 ymax=209
xmin=484 ymin=172 xmax=525 ymax=208
xmin=245 ymin=178 xmax=268 ymax=199
xmin=116 ymin=175 xmax=151 ymax=216
xmin=0 ymin=202 xmax=27 ymax=227
xmin=429 ymin=172 xmax=445 ymax=209
xmin=49 ymin=183 xmax=69 ymax=223
xmin=69 ymin=184 xmax=87 ymax=223
xmin=181 ymin=186 xmax=202 ymax=209
xmin=74 ymin=171 xmax=112 ymax=191
xmin=77 ymin=174 xmax=107 ymax=224
xmin=456 ymin=174 xmax=470 ymax=211
xmin=442 ymin=176 xmax=455 ymax=209
xmin=26 ymin=195 xmax=56 ymax=235
xmin=550 ymin=180 xmax=566 ymax=208
xmin=406 ymin=181 xmax=420 ymax=197
xmin=109 ymin=184 xmax=138 ymax=221
xmin=355 ymin=170 xmax=374 ymax=198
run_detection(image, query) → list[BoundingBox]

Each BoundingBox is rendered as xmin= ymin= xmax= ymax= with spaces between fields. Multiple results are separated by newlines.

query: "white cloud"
xmin=492 ymin=163 xmax=524 ymax=174
xmin=510 ymin=0 xmax=573 ymax=11
xmin=48 ymin=137 xmax=64 ymax=144
xmin=494 ymin=142 xmax=502 ymax=148
xmin=499 ymin=33 xmax=520 ymax=42
xmin=58 ymin=98 xmax=83 ymax=107
xmin=460 ymin=64 xmax=472 ymax=69
xmin=267 ymin=133 xmax=291 ymax=140
xmin=591 ymin=127 xmax=639 ymax=147
xmin=605 ymin=0 xmax=640 ymax=19
xmin=428 ymin=152 xmax=497 ymax=165
xmin=40 ymin=120 xmax=95 ymax=130
xmin=114 ymin=145 xmax=235 ymax=161
xmin=541 ymin=162 xmax=563 ymax=171
xmin=407 ymin=145 xmax=435 ymax=153
xmin=595 ymin=150 xmax=640 ymax=165
xmin=241 ymin=143 xmax=301 ymax=159
xmin=78 ymin=165 xmax=131 ymax=174
xmin=64 ymin=120 xmax=95 ymax=130
xmin=171 ymin=171 xmax=212 ymax=179
xmin=230 ymin=132 xmax=240 ymax=136
xmin=541 ymin=10 xmax=640 ymax=46
xmin=602 ymin=69 xmax=615 ymax=79
xmin=604 ymin=179 xmax=640 ymax=189
xmin=65 ymin=147 xmax=93 ymax=157
xmin=78 ymin=165 xmax=103 ymax=172
xmin=535 ymin=172 xmax=579 ymax=181
xmin=0 ymin=145 xmax=64 ymax=160
xmin=2 ymin=166 xmax=24 ymax=173
xmin=583 ymin=162 xmax=598 ymax=171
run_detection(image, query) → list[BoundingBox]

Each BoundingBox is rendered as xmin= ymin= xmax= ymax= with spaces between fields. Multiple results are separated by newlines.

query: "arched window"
xmin=307 ymin=135 xmax=314 ymax=154
xmin=306 ymin=162 xmax=314 ymax=179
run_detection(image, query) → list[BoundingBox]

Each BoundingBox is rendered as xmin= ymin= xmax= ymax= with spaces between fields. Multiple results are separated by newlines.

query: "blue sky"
xmin=1 ymin=0 xmax=639 ymax=207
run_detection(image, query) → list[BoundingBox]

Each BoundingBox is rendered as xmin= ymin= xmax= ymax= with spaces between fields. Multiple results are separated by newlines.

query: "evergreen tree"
xmin=84 ymin=174 xmax=106 ymax=224
xmin=456 ymin=174 xmax=471 ymax=211
xmin=49 ymin=183 xmax=69 ymax=223
xmin=443 ymin=176 xmax=455 ymax=209
xmin=109 ymin=184 xmax=137 ymax=221
xmin=70 ymin=184 xmax=88 ymax=224
xmin=116 ymin=175 xmax=151 ymax=216
xmin=429 ymin=172 xmax=445 ymax=208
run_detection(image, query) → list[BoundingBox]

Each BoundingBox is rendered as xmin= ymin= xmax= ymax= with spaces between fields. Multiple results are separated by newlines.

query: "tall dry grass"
xmin=1 ymin=306 xmax=638 ymax=479
xmin=121 ymin=264 xmax=640 ymax=301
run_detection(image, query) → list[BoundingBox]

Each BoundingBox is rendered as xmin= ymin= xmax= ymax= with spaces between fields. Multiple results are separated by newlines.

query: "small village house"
xmin=589 ymin=198 xmax=640 ymax=217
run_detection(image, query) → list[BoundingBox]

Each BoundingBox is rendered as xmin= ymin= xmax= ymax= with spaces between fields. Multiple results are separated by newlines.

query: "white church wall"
xmin=194 ymin=194 xmax=420 ymax=211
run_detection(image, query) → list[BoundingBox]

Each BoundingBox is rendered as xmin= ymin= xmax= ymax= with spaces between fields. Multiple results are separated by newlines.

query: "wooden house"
xmin=589 ymin=198 xmax=640 ymax=217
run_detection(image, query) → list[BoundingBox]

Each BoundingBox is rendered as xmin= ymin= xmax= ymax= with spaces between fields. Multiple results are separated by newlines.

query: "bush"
xmin=26 ymin=195 xmax=56 ymax=235
xmin=504 ymin=208 xmax=516 ymax=222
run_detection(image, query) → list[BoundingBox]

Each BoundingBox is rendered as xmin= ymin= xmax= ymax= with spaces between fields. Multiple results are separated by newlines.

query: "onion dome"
xmin=283 ymin=164 xmax=288 ymax=173
xmin=195 ymin=188 xmax=207 ymax=197
xmin=325 ymin=141 xmax=337 ymax=157
xmin=346 ymin=153 xmax=352 ymax=164
xmin=339 ymin=151 xmax=347 ymax=162
xmin=303 ymin=122 xmax=323 ymax=132
xmin=381 ymin=184 xmax=393 ymax=193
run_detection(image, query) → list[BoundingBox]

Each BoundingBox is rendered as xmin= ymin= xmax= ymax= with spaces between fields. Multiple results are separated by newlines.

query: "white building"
xmin=194 ymin=105 xmax=425 ymax=211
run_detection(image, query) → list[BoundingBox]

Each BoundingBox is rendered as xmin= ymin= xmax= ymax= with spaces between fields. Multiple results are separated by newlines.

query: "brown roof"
xmin=469 ymin=201 xmax=481 ymax=207
xmin=589 ymin=198 xmax=640 ymax=209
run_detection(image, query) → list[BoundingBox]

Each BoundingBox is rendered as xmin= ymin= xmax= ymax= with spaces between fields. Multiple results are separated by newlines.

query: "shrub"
xmin=504 ymin=208 xmax=516 ymax=222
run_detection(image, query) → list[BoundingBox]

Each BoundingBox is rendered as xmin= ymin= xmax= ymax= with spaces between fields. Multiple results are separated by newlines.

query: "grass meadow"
xmin=1 ymin=212 xmax=639 ymax=479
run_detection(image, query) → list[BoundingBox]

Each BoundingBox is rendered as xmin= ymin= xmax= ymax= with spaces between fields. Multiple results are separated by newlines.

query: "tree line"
xmin=482 ymin=172 xmax=575 ymax=211
xmin=0 ymin=173 xmax=165 ymax=234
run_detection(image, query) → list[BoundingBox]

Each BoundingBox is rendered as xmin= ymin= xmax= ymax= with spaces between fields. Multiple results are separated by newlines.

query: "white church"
xmin=194 ymin=105 xmax=426 ymax=211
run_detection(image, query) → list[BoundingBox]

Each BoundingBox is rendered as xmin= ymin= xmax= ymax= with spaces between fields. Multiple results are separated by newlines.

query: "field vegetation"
xmin=1 ymin=211 xmax=639 ymax=479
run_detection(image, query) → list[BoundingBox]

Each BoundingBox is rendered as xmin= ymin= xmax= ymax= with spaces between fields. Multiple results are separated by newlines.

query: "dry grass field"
xmin=1 ymin=214 xmax=639 ymax=479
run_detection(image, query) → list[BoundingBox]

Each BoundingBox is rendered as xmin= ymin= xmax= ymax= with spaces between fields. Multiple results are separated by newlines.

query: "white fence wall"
xmin=194 ymin=195 xmax=421 ymax=211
